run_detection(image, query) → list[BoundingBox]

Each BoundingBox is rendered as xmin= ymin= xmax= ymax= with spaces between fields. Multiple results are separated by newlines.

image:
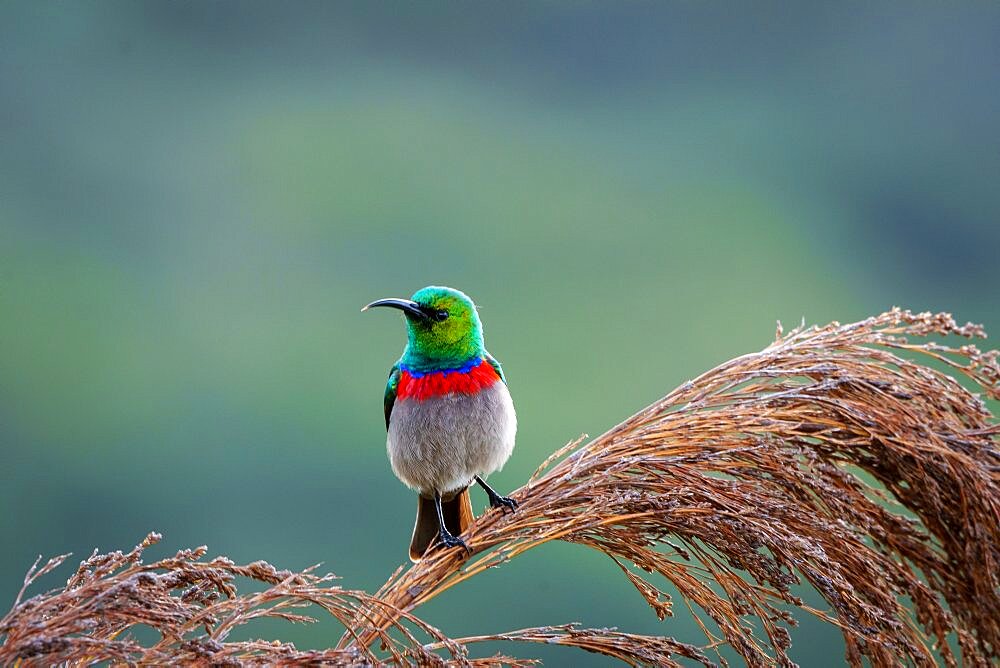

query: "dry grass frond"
xmin=2 ymin=309 xmax=998 ymax=666
xmin=0 ymin=533 xmax=513 ymax=666
xmin=427 ymin=624 xmax=716 ymax=667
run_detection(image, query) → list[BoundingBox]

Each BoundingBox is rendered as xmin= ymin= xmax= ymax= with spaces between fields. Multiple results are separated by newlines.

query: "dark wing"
xmin=484 ymin=352 xmax=507 ymax=385
xmin=384 ymin=364 xmax=401 ymax=430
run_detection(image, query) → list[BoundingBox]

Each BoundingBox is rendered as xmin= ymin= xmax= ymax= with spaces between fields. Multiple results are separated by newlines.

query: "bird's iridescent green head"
xmin=364 ymin=286 xmax=484 ymax=370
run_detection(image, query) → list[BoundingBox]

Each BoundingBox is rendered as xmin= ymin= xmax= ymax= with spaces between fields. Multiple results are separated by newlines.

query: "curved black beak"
xmin=362 ymin=298 xmax=429 ymax=320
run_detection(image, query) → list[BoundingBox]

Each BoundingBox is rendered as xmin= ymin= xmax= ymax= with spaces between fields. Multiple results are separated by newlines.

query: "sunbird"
xmin=363 ymin=286 xmax=518 ymax=561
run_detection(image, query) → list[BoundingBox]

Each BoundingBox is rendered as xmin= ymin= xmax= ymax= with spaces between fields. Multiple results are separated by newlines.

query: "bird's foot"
xmin=474 ymin=474 xmax=518 ymax=514
xmin=487 ymin=491 xmax=518 ymax=514
xmin=438 ymin=528 xmax=470 ymax=554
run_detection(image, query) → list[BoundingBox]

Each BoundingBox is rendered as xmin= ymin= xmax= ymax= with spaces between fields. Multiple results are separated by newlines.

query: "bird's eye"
xmin=434 ymin=309 xmax=449 ymax=322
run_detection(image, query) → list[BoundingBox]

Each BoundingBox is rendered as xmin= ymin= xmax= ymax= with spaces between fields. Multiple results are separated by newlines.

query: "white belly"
xmin=386 ymin=382 xmax=516 ymax=495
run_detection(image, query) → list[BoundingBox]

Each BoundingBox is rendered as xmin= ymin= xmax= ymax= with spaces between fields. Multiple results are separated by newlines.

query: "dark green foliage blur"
xmin=2 ymin=3 xmax=998 ymax=664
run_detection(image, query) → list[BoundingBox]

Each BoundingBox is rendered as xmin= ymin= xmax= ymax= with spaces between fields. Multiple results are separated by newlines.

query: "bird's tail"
xmin=409 ymin=488 xmax=474 ymax=562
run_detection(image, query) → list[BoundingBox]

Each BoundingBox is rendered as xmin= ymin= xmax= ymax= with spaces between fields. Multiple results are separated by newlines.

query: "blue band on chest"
xmin=400 ymin=357 xmax=482 ymax=378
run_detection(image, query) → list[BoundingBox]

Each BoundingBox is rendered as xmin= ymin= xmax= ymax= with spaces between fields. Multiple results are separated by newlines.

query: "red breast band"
xmin=397 ymin=359 xmax=500 ymax=401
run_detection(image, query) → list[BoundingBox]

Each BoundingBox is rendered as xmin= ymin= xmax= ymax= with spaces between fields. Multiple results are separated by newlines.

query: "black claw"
xmin=438 ymin=529 xmax=470 ymax=553
xmin=432 ymin=490 xmax=471 ymax=554
xmin=490 ymin=494 xmax=518 ymax=514
xmin=474 ymin=475 xmax=518 ymax=515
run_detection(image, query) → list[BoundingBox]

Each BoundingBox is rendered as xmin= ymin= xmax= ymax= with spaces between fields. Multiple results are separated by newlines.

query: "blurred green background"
xmin=2 ymin=2 xmax=998 ymax=665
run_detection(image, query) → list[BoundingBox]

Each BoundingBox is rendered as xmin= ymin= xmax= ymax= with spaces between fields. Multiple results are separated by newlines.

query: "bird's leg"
xmin=474 ymin=475 xmax=518 ymax=513
xmin=434 ymin=490 xmax=470 ymax=553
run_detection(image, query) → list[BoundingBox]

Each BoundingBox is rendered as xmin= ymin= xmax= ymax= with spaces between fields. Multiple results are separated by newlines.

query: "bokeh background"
xmin=2 ymin=3 xmax=998 ymax=664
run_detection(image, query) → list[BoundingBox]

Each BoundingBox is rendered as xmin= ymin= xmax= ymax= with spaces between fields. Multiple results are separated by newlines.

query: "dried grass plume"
xmin=2 ymin=309 xmax=998 ymax=666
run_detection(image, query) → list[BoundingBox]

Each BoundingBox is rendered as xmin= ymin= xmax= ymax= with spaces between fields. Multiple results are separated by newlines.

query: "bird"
xmin=363 ymin=286 xmax=517 ymax=561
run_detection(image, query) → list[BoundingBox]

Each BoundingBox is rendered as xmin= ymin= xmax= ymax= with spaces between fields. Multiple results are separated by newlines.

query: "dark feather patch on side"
xmin=384 ymin=364 xmax=400 ymax=430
